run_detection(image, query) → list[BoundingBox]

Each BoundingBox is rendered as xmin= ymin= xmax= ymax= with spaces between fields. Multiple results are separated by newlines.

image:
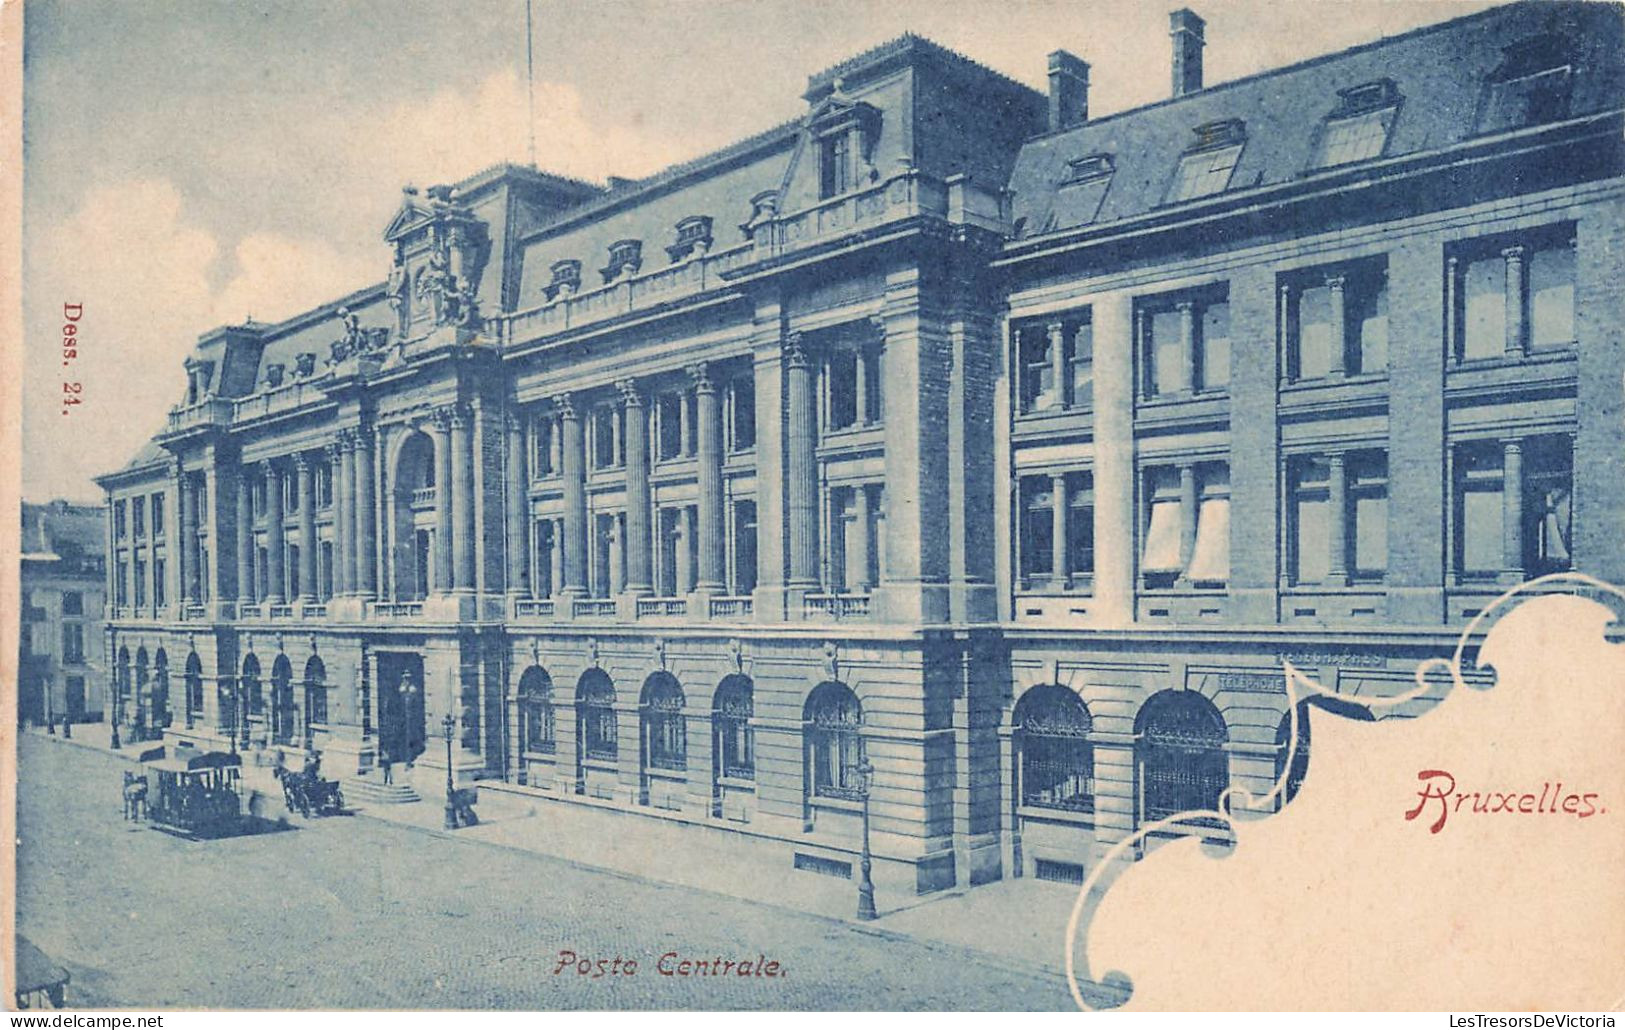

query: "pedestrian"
xmin=381 ymin=749 xmax=394 ymax=785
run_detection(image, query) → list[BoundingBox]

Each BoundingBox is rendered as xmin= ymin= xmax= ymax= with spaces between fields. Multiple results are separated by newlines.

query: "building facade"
xmin=20 ymin=501 xmax=107 ymax=728
xmin=96 ymin=2 xmax=1625 ymax=895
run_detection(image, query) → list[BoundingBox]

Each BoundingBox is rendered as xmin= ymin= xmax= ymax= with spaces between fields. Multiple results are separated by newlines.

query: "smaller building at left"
xmin=19 ymin=500 xmax=107 ymax=728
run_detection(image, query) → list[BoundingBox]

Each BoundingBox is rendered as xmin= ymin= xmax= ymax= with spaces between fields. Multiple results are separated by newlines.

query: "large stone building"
xmin=20 ymin=501 xmax=107 ymax=728
xmin=96 ymin=2 xmax=1625 ymax=895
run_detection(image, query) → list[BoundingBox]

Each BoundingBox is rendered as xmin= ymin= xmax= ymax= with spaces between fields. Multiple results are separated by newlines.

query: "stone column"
xmin=354 ymin=427 xmax=376 ymax=599
xmin=1501 ymin=439 xmax=1524 ymax=584
xmin=336 ymin=434 xmax=355 ymax=596
xmin=172 ymin=463 xmax=189 ymax=606
xmin=557 ymin=395 xmax=588 ymax=597
xmin=296 ymin=453 xmax=316 ymax=601
xmin=263 ymin=460 xmax=285 ymax=604
xmin=1092 ymin=293 xmax=1135 ymax=625
xmin=1048 ymin=321 xmax=1067 ymax=409
xmin=692 ymin=363 xmax=725 ymax=593
xmin=1176 ymin=301 xmax=1197 ymax=393
xmin=1503 ymin=246 xmax=1528 ymax=357
xmin=429 ymin=410 xmax=453 ymax=594
xmin=1327 ymin=452 xmax=1349 ymax=587
xmin=1051 ymin=473 xmax=1069 ymax=586
xmin=450 ymin=406 xmax=475 ymax=592
xmin=1326 ymin=275 xmax=1348 ymax=378
xmin=784 ymin=333 xmax=819 ymax=594
xmin=1176 ymin=463 xmax=1198 ymax=578
xmin=619 ymin=382 xmax=653 ymax=596
xmin=506 ymin=414 xmax=530 ymax=598
xmin=234 ymin=464 xmax=253 ymax=603
xmin=1445 ymin=256 xmax=1461 ymax=365
xmin=851 ymin=484 xmax=873 ymax=593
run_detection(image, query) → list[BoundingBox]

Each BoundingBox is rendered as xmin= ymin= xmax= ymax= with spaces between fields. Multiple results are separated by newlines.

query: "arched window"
xmin=805 ymin=682 xmax=863 ymax=799
xmin=241 ymin=654 xmax=263 ymax=724
xmin=303 ymin=656 xmax=327 ymax=747
xmin=640 ymin=673 xmax=686 ymax=772
xmin=152 ymin=650 xmax=171 ymax=732
xmin=1136 ymin=689 xmax=1229 ymax=829
xmin=714 ymin=675 xmax=755 ymax=780
xmin=184 ymin=652 xmax=204 ymax=728
xmin=134 ymin=647 xmax=150 ymax=731
xmin=1014 ymin=685 xmax=1094 ymax=813
xmin=271 ymin=654 xmax=295 ymax=745
xmin=576 ymin=670 xmax=617 ymax=762
xmin=1274 ymin=702 xmax=1312 ymax=810
xmin=518 ymin=666 xmax=556 ymax=755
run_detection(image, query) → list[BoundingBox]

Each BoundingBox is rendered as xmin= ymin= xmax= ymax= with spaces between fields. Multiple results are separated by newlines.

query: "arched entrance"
xmin=390 ymin=430 xmax=437 ymax=600
xmin=184 ymin=652 xmax=203 ymax=729
xmin=303 ymin=656 xmax=327 ymax=749
xmin=134 ymin=647 xmax=149 ymax=736
xmin=712 ymin=674 xmax=754 ymax=818
xmin=639 ymin=672 xmax=686 ymax=807
xmin=574 ymin=669 xmax=616 ymax=795
xmin=1135 ymin=689 xmax=1229 ymax=833
xmin=240 ymin=653 xmax=262 ymax=745
xmin=804 ymin=681 xmax=862 ymax=799
xmin=375 ymin=652 xmax=427 ymax=767
xmin=270 ymin=654 xmax=295 ymax=746
xmin=517 ymin=666 xmax=556 ymax=759
xmin=152 ymin=649 xmax=171 ymax=734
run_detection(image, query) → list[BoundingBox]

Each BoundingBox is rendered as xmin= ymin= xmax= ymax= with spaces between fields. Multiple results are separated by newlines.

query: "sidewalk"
xmin=26 ymin=726 xmax=1094 ymax=991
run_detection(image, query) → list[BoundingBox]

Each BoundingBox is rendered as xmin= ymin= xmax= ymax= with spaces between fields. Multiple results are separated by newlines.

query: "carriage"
xmin=139 ymin=749 xmax=245 ymax=839
xmin=273 ymin=762 xmax=346 ymax=818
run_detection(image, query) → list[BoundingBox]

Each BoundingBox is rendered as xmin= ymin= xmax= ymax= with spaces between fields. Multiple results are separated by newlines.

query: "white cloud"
xmin=210 ymin=232 xmax=376 ymax=328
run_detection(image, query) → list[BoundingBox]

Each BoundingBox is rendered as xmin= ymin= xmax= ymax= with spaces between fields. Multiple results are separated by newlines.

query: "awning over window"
xmin=1186 ymin=497 xmax=1230 ymax=584
xmin=1142 ymin=498 xmax=1183 ymax=574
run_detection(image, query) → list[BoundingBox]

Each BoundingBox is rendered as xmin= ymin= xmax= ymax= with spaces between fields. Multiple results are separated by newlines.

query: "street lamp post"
xmin=442 ymin=712 xmax=457 ymax=830
xmin=109 ymin=674 xmax=122 ymax=750
xmin=239 ymin=679 xmax=252 ymax=752
xmin=226 ymin=681 xmax=238 ymax=756
xmin=855 ymin=754 xmax=878 ymax=921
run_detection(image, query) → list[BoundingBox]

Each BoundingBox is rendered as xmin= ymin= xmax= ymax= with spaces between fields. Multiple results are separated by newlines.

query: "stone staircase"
xmin=342 ymin=776 xmax=422 ymax=805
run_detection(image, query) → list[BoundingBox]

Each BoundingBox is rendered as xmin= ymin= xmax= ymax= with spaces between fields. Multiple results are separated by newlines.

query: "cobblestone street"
xmin=14 ymin=734 xmax=1072 ymax=1010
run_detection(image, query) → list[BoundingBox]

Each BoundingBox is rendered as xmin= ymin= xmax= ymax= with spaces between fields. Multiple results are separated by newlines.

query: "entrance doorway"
xmin=374 ymin=651 xmax=427 ymax=767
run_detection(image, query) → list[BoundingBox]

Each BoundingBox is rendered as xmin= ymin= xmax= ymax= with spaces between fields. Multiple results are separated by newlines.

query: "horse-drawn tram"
xmin=137 ymin=748 xmax=245 ymax=839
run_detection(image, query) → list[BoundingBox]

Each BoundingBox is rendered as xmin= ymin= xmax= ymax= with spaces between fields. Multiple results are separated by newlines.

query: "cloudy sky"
xmin=20 ymin=0 xmax=1498 ymax=502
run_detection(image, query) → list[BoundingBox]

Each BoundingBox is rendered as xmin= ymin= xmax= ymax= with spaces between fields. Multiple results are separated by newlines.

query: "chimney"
xmin=1046 ymin=50 xmax=1090 ymax=132
xmin=1170 ymin=8 xmax=1206 ymax=97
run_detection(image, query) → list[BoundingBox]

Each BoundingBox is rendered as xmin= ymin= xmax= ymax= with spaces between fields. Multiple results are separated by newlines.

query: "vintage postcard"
xmin=4 ymin=0 xmax=1623 ymax=1016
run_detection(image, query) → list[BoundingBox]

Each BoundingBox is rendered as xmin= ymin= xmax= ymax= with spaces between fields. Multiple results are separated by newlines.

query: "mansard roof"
xmin=1007 ymin=0 xmax=1625 ymax=244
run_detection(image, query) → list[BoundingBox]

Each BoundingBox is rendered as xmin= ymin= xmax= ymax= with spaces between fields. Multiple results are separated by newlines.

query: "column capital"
xmin=1500 ymin=244 xmax=1527 ymax=262
xmin=293 ymin=450 xmax=312 ymax=472
xmin=685 ymin=362 xmax=715 ymax=394
xmin=551 ymin=393 xmax=579 ymax=420
xmin=171 ymin=458 xmax=186 ymax=483
xmin=448 ymin=405 xmax=471 ymax=431
xmin=1501 ymin=438 xmax=1524 ymax=454
xmin=783 ymin=332 xmax=810 ymax=369
xmin=429 ymin=406 xmax=455 ymax=432
xmin=351 ymin=424 xmax=374 ymax=450
xmin=1050 ymin=471 xmax=1068 ymax=488
xmin=323 ymin=440 xmax=343 ymax=463
xmin=1174 ymin=299 xmax=1197 ymax=313
xmin=616 ymin=378 xmax=646 ymax=407
xmin=261 ymin=459 xmax=281 ymax=482
xmin=868 ymin=315 xmax=888 ymax=341
xmin=1046 ymin=320 xmax=1066 ymax=340
xmin=1324 ymin=274 xmax=1347 ymax=292
xmin=505 ymin=411 xmax=524 ymax=434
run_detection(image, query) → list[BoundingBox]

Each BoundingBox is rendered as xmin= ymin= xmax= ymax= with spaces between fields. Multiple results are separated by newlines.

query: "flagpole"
xmin=525 ymin=0 xmax=537 ymax=167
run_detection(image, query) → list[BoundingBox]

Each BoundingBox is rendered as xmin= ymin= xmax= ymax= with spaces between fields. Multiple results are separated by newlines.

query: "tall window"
xmin=1136 ymin=690 xmax=1229 ymax=830
xmin=1524 ymin=436 xmax=1573 ymax=577
xmin=1349 ymin=452 xmax=1389 ymax=579
xmin=714 ymin=675 xmax=754 ymax=780
xmin=805 ymin=682 xmax=862 ymax=799
xmin=1014 ymin=686 xmax=1094 ymax=813
xmin=826 ymin=348 xmax=858 ymax=430
xmin=1019 ymin=477 xmax=1054 ymax=581
xmin=62 ymin=623 xmax=85 ymax=664
xmin=1288 ymin=266 xmax=1387 ymax=379
xmin=728 ymin=371 xmax=756 ymax=452
xmin=657 ymin=389 xmax=687 ymax=461
xmin=1456 ymin=230 xmax=1575 ymax=361
xmin=1529 ymin=241 xmax=1576 ymax=349
xmin=1141 ymin=295 xmax=1229 ymax=397
xmin=316 ymin=463 xmax=333 ymax=509
xmin=1187 ymin=466 xmax=1230 ymax=586
xmin=1069 ymin=319 xmax=1094 ymax=409
xmin=1197 ymin=301 xmax=1230 ymax=390
xmin=1018 ymin=326 xmax=1057 ymax=413
xmin=1289 ymin=457 xmax=1332 ymax=585
xmin=819 ymin=131 xmax=851 ymax=199
xmin=154 ymin=557 xmax=167 ymax=608
xmin=304 ymin=657 xmax=328 ymax=729
xmin=321 ymin=540 xmax=336 ymax=600
xmin=62 ymin=591 xmax=83 ymax=616
xmin=151 ymin=495 xmax=165 ymax=536
xmin=532 ymin=416 xmax=555 ymax=477
xmin=641 ymin=674 xmax=686 ymax=772
xmin=132 ymin=499 xmax=145 ymax=538
xmin=1144 ymin=308 xmax=1184 ymax=397
xmin=732 ymin=500 xmax=758 ymax=595
xmin=1141 ymin=468 xmax=1183 ymax=585
xmin=115 ymin=500 xmax=127 ymax=539
xmin=592 ymin=406 xmax=621 ymax=469
xmin=576 ymin=672 xmax=617 ymax=762
xmin=115 ymin=560 xmax=127 ymax=606
xmin=1454 ymin=442 xmax=1504 ymax=577
xmin=1141 ymin=464 xmax=1229 ymax=587
xmin=134 ymin=559 xmax=148 ymax=608
xmin=518 ymin=667 xmax=556 ymax=755
xmin=1068 ymin=472 xmax=1096 ymax=578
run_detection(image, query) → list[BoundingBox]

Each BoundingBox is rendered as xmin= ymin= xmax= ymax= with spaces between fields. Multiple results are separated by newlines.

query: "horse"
xmin=121 ymin=771 xmax=148 ymax=822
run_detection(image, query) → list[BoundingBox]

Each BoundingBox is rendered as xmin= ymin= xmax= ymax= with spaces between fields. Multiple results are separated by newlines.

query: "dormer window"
xmin=819 ymin=131 xmax=852 ymax=200
xmin=807 ymin=88 xmax=880 ymax=202
xmin=600 ymin=240 xmax=642 ymax=284
xmin=294 ymin=353 xmax=317 ymax=378
xmin=1477 ymin=34 xmax=1574 ymax=135
xmin=1062 ymin=154 xmax=1113 ymax=185
xmin=1168 ymin=119 xmax=1245 ymax=202
xmin=1314 ymin=80 xmax=1400 ymax=168
xmin=264 ymin=363 xmax=285 ymax=389
xmin=666 ymin=216 xmax=714 ymax=263
xmin=545 ymin=259 xmax=581 ymax=302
